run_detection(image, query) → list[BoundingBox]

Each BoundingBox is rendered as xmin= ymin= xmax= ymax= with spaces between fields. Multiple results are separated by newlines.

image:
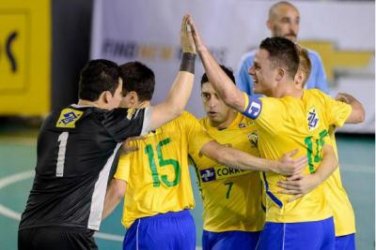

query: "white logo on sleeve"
xmin=247 ymin=101 xmax=261 ymax=119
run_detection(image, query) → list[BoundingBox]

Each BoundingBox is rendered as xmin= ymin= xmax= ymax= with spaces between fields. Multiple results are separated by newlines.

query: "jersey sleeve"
xmin=242 ymin=94 xmax=284 ymax=134
xmin=322 ymin=93 xmax=352 ymax=128
xmin=101 ymin=107 xmax=150 ymax=142
xmin=114 ymin=153 xmax=131 ymax=182
xmin=182 ymin=112 xmax=214 ymax=155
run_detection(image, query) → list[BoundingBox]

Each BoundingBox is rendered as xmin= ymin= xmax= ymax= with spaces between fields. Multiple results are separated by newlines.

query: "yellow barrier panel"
xmin=0 ymin=0 xmax=50 ymax=116
xmin=299 ymin=41 xmax=374 ymax=83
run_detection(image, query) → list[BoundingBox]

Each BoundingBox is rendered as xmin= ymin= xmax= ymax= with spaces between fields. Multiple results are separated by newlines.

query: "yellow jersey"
xmin=114 ymin=111 xmax=213 ymax=228
xmin=190 ymin=112 xmax=264 ymax=232
xmin=325 ymin=129 xmax=356 ymax=236
xmin=242 ymin=89 xmax=351 ymax=223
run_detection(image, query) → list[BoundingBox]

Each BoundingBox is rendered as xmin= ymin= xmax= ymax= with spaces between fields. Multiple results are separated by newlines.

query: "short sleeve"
xmin=242 ymin=95 xmax=284 ymax=134
xmin=182 ymin=112 xmax=214 ymax=155
xmin=324 ymin=95 xmax=352 ymax=128
xmin=101 ymin=108 xmax=147 ymax=142
xmin=114 ymin=153 xmax=131 ymax=182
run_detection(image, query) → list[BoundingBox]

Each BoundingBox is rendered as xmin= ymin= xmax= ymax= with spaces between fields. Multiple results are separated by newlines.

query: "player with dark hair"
xmin=191 ymin=65 xmax=264 ymax=250
xmin=18 ymin=15 xmax=198 ymax=250
xmin=102 ymin=61 xmax=307 ymax=250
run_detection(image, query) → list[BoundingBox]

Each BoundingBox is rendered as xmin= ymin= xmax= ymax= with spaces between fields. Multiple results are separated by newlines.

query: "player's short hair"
xmin=78 ymin=59 xmax=121 ymax=101
xmin=119 ymin=61 xmax=155 ymax=102
xmin=296 ymin=44 xmax=311 ymax=87
xmin=200 ymin=64 xmax=236 ymax=86
xmin=260 ymin=37 xmax=299 ymax=79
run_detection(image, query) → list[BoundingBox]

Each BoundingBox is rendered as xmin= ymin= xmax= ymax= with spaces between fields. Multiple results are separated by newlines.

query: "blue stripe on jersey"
xmin=242 ymin=96 xmax=262 ymax=119
xmin=262 ymin=172 xmax=283 ymax=208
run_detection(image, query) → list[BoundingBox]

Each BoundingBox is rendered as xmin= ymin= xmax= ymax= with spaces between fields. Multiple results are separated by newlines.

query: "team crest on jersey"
xmin=238 ymin=123 xmax=246 ymax=128
xmin=307 ymin=107 xmax=319 ymax=131
xmin=126 ymin=108 xmax=136 ymax=120
xmin=56 ymin=108 xmax=83 ymax=128
xmin=248 ymin=131 xmax=258 ymax=147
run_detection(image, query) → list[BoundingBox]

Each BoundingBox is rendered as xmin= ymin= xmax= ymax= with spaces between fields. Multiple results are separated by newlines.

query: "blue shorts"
xmin=256 ymin=217 xmax=335 ymax=250
xmin=203 ymin=230 xmax=261 ymax=250
xmin=335 ymin=234 xmax=356 ymax=250
xmin=123 ymin=210 xmax=196 ymax=250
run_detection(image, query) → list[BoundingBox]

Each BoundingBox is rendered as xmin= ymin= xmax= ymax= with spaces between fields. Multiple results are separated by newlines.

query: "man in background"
xmin=237 ymin=1 xmax=329 ymax=96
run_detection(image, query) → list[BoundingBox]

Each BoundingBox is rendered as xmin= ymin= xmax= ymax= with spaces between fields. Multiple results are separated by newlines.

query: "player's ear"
xmin=266 ymin=19 xmax=273 ymax=32
xmin=276 ymin=68 xmax=285 ymax=81
xmin=128 ymin=91 xmax=140 ymax=106
xmin=102 ymin=90 xmax=113 ymax=105
xmin=295 ymin=72 xmax=304 ymax=87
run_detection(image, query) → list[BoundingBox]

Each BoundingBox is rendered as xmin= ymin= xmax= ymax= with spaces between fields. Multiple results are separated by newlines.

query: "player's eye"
xmin=201 ymin=93 xmax=210 ymax=101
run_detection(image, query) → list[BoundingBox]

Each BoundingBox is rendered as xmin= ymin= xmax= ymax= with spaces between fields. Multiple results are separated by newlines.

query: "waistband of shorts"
xmin=141 ymin=209 xmax=192 ymax=221
xmin=19 ymin=225 xmax=95 ymax=234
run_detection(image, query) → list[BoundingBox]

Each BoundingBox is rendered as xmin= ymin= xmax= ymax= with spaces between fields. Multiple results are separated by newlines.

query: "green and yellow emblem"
xmin=56 ymin=108 xmax=83 ymax=128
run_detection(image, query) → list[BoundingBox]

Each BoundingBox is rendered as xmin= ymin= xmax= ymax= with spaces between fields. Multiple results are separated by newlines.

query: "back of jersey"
xmin=20 ymin=105 xmax=146 ymax=231
xmin=115 ymin=111 xmax=212 ymax=228
xmin=244 ymin=90 xmax=351 ymax=223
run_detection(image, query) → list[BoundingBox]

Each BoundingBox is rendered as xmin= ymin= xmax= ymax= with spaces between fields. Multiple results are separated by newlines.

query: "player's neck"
xmin=77 ymin=99 xmax=100 ymax=108
xmin=136 ymin=101 xmax=150 ymax=108
xmin=211 ymin=110 xmax=237 ymax=130
xmin=282 ymin=86 xmax=303 ymax=98
xmin=273 ymin=82 xmax=303 ymax=98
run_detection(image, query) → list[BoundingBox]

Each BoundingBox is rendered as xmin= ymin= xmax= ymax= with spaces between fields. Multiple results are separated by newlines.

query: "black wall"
xmin=51 ymin=0 xmax=93 ymax=110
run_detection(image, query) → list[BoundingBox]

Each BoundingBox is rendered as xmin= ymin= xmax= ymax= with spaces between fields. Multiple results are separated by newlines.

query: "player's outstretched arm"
xmin=336 ymin=92 xmax=365 ymax=124
xmin=102 ymin=179 xmax=126 ymax=220
xmin=187 ymin=15 xmax=246 ymax=113
xmin=277 ymin=144 xmax=337 ymax=201
xmin=200 ymin=141 xmax=307 ymax=176
xmin=148 ymin=15 xmax=197 ymax=131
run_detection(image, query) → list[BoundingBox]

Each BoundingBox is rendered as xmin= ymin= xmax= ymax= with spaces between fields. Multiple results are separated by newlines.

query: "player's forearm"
xmin=201 ymin=141 xmax=304 ymax=175
xmin=313 ymin=144 xmax=338 ymax=184
xmin=158 ymin=71 xmax=194 ymax=115
xmin=102 ymin=197 xmax=121 ymax=220
xmin=337 ymin=93 xmax=365 ymax=123
xmin=150 ymin=53 xmax=195 ymax=131
xmin=347 ymin=98 xmax=365 ymax=124
xmin=102 ymin=179 xmax=125 ymax=220
xmin=214 ymin=143 xmax=274 ymax=172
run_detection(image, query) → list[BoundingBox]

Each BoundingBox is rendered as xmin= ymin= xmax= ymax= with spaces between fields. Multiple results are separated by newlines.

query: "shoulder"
xmin=176 ymin=111 xmax=197 ymax=122
xmin=304 ymin=89 xmax=331 ymax=105
xmin=162 ymin=111 xmax=198 ymax=129
xmin=305 ymin=88 xmax=327 ymax=97
xmin=198 ymin=116 xmax=209 ymax=128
